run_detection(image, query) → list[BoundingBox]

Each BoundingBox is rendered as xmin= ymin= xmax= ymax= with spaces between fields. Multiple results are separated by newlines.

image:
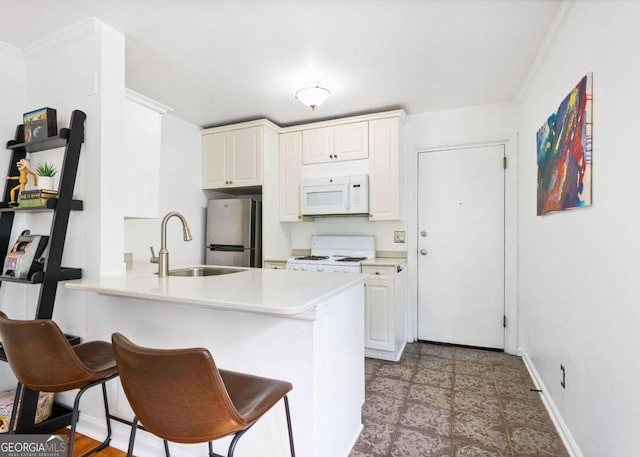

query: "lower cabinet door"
xmin=364 ymin=280 xmax=395 ymax=351
xmin=263 ymin=261 xmax=286 ymax=270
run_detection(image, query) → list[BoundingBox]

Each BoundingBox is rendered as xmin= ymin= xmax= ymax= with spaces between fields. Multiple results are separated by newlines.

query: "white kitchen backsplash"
xmin=290 ymin=216 xmax=407 ymax=252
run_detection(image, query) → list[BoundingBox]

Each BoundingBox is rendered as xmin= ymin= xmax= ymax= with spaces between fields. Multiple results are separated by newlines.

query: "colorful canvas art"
xmin=536 ymin=73 xmax=592 ymax=215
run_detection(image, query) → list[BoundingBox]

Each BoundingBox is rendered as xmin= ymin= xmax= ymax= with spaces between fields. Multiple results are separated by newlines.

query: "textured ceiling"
xmin=0 ymin=0 xmax=563 ymax=127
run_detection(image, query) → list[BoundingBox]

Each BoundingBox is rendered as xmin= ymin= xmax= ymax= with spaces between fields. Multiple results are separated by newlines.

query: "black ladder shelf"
xmin=0 ymin=109 xmax=85 ymax=433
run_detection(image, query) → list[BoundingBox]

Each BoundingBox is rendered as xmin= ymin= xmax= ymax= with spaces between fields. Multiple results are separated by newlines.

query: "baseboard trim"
xmin=520 ymin=349 xmax=584 ymax=457
xmin=342 ymin=422 xmax=364 ymax=457
xmin=365 ymin=341 xmax=407 ymax=361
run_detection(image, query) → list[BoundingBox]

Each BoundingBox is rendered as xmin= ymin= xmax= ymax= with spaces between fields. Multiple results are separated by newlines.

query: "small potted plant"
xmin=34 ymin=162 xmax=58 ymax=191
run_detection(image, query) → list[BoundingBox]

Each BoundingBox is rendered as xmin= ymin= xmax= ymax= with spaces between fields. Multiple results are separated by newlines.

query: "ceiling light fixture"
xmin=295 ymin=83 xmax=331 ymax=110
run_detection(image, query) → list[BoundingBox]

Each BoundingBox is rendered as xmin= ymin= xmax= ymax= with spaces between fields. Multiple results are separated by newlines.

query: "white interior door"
xmin=417 ymin=145 xmax=505 ymax=349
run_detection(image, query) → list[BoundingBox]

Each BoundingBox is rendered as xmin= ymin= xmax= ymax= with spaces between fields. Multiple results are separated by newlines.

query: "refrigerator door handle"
xmin=208 ymin=244 xmax=247 ymax=252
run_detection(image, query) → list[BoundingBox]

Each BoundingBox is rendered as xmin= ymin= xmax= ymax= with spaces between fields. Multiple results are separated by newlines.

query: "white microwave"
xmin=300 ymin=174 xmax=369 ymax=216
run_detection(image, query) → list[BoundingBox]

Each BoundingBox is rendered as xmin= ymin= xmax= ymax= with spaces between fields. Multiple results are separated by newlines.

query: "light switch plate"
xmin=394 ymin=231 xmax=406 ymax=243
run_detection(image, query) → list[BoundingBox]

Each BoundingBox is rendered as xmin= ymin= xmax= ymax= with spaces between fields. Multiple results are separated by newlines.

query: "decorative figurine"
xmin=6 ymin=158 xmax=38 ymax=205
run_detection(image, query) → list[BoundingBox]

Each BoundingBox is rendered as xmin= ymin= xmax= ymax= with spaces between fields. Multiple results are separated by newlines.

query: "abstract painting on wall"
xmin=536 ymin=73 xmax=593 ymax=215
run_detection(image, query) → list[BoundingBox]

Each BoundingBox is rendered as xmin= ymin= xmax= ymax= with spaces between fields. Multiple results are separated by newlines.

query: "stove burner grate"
xmin=335 ymin=256 xmax=367 ymax=262
xmin=294 ymin=255 xmax=330 ymax=261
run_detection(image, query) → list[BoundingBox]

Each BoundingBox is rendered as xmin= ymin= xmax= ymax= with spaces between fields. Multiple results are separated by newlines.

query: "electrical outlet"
xmin=394 ymin=231 xmax=406 ymax=243
xmin=560 ymin=364 xmax=566 ymax=389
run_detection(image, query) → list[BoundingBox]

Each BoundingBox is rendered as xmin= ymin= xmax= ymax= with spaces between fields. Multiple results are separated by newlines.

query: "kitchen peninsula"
xmin=66 ymin=263 xmax=366 ymax=457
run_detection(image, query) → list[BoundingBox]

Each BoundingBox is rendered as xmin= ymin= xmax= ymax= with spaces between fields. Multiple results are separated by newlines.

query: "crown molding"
xmin=125 ymin=88 xmax=173 ymax=114
xmin=202 ymin=118 xmax=281 ymax=135
xmin=22 ymin=17 xmax=102 ymax=59
xmin=279 ymin=109 xmax=406 ymax=134
xmin=0 ymin=41 xmax=22 ymax=58
xmin=517 ymin=0 xmax=576 ymax=102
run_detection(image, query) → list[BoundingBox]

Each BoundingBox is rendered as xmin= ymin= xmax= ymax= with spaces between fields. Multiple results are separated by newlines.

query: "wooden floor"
xmin=56 ymin=429 xmax=126 ymax=457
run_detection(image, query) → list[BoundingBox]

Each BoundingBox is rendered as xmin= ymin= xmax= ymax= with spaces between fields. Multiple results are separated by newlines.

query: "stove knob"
xmin=342 ymin=267 xmax=350 ymax=273
xmin=318 ymin=266 xmax=324 ymax=272
xmin=334 ymin=267 xmax=341 ymax=272
xmin=301 ymin=265 xmax=307 ymax=271
xmin=293 ymin=265 xmax=299 ymax=271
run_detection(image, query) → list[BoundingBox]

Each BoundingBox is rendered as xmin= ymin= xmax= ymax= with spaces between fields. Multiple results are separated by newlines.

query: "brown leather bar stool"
xmin=0 ymin=311 xmax=118 ymax=457
xmin=111 ymin=333 xmax=296 ymax=457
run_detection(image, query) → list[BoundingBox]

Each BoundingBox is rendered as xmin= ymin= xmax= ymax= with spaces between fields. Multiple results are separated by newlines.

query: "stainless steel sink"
xmin=167 ymin=266 xmax=246 ymax=277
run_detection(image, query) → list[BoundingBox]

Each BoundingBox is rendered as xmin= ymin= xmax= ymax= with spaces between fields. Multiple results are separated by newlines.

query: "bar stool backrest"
xmin=111 ymin=332 xmax=247 ymax=444
xmin=0 ymin=311 xmax=97 ymax=392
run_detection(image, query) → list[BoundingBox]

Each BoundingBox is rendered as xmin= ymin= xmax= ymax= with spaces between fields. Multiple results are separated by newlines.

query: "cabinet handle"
xmin=334 ymin=154 xmax=338 ymax=158
xmin=375 ymin=271 xmax=380 ymax=275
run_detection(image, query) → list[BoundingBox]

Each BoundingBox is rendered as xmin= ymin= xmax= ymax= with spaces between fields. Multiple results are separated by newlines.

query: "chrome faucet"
xmin=150 ymin=211 xmax=193 ymax=277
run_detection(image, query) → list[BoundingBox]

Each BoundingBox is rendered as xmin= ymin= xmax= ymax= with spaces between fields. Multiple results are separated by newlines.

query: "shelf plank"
xmin=0 ymin=267 xmax=82 ymax=284
xmin=30 ymin=402 xmax=75 ymax=434
xmin=0 ymin=198 xmax=83 ymax=212
xmin=6 ymin=128 xmax=70 ymax=153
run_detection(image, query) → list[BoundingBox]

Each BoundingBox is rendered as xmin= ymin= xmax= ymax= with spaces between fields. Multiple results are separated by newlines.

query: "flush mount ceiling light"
xmin=295 ymin=83 xmax=331 ymax=110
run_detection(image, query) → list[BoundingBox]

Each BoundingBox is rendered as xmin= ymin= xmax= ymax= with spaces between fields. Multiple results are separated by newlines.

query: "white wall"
xmin=403 ymin=102 xmax=519 ymax=345
xmin=0 ymin=42 xmax=26 ymax=389
xmin=124 ymin=113 xmax=206 ymax=265
xmin=517 ymin=2 xmax=640 ymax=455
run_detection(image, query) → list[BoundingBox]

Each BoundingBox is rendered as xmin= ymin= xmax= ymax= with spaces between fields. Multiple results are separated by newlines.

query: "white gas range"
xmin=285 ymin=235 xmax=376 ymax=273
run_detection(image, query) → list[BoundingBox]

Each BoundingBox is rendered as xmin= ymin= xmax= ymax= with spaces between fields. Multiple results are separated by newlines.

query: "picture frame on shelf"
xmin=23 ymin=107 xmax=57 ymax=143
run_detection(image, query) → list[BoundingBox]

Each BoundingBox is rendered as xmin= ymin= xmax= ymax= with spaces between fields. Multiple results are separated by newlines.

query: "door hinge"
xmin=503 ymin=315 xmax=507 ymax=328
xmin=503 ymin=157 xmax=508 ymax=169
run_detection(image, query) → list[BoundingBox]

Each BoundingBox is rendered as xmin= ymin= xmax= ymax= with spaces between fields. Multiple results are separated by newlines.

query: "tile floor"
xmin=350 ymin=342 xmax=570 ymax=457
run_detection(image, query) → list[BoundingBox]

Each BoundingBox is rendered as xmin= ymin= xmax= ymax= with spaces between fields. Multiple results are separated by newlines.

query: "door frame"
xmin=406 ymin=134 xmax=519 ymax=354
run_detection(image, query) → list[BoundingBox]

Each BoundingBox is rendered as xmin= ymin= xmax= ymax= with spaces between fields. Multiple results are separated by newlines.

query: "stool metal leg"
xmin=227 ymin=426 xmax=251 ymax=457
xmin=7 ymin=382 xmax=23 ymax=434
xmin=164 ymin=439 xmax=171 ymax=457
xmin=127 ymin=417 xmax=138 ymax=457
xmin=284 ymin=395 xmax=296 ymax=457
xmin=68 ymin=374 xmax=118 ymax=457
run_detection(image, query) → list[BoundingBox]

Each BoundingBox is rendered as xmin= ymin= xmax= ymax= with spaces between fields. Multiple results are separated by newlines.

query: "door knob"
xmin=420 ymin=249 xmax=427 ymax=256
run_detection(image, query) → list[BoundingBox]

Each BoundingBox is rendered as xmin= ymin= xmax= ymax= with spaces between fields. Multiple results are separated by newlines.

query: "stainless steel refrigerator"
xmin=205 ymin=198 xmax=262 ymax=267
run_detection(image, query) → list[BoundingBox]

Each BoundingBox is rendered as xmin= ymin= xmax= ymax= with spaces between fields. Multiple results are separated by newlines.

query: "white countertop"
xmin=361 ymin=258 xmax=407 ymax=267
xmin=65 ymin=262 xmax=366 ymax=317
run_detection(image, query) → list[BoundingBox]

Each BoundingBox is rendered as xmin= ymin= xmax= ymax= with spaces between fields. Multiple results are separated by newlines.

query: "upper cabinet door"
xmin=279 ymin=131 xmax=302 ymax=222
xmin=202 ymin=132 xmax=228 ymax=189
xmin=302 ymin=126 xmax=334 ymax=164
xmin=369 ymin=117 xmax=400 ymax=220
xmin=302 ymin=122 xmax=368 ymax=164
xmin=232 ymin=127 xmax=262 ymax=186
xmin=202 ymin=126 xmax=263 ymax=189
xmin=334 ymin=121 xmax=368 ymax=161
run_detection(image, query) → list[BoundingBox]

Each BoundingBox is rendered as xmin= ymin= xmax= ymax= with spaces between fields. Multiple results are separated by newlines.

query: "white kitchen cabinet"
xmin=363 ymin=262 xmax=407 ymax=361
xmin=279 ymin=131 xmax=302 ymax=221
xmin=302 ymin=121 xmax=368 ymax=164
xmin=202 ymin=126 xmax=263 ymax=189
xmin=368 ymin=117 xmax=400 ymax=220
xmin=263 ymin=260 xmax=287 ymax=270
xmin=123 ymin=89 xmax=170 ymax=219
